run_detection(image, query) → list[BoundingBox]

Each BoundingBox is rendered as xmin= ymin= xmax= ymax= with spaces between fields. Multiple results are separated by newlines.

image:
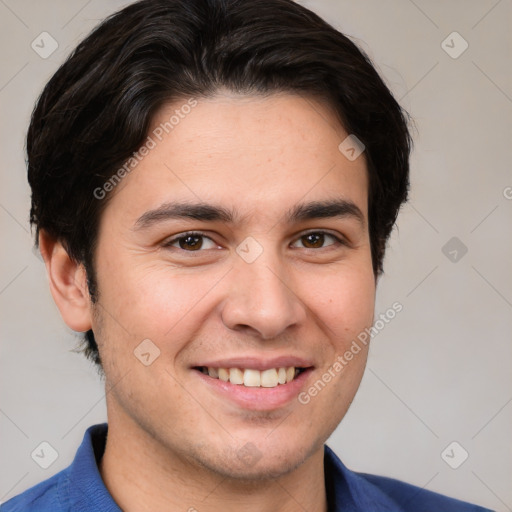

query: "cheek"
xmin=100 ymin=257 xmax=225 ymax=342
xmin=306 ymin=264 xmax=376 ymax=343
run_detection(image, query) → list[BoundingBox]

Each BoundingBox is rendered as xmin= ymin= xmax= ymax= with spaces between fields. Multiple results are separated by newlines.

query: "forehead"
xmin=103 ymin=92 xmax=368 ymax=228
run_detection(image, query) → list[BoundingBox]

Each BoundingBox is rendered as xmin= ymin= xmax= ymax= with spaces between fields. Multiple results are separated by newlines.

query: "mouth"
xmin=193 ymin=366 xmax=308 ymax=388
xmin=191 ymin=361 xmax=314 ymax=411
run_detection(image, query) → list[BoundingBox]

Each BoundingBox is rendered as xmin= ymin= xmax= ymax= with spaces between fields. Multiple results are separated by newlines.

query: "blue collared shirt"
xmin=1 ymin=423 xmax=494 ymax=511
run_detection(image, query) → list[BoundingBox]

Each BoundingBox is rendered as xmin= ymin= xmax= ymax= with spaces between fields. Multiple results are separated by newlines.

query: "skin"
xmin=40 ymin=91 xmax=376 ymax=512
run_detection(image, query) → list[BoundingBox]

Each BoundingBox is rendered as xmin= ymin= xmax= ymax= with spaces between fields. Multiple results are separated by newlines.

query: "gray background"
xmin=1 ymin=0 xmax=511 ymax=510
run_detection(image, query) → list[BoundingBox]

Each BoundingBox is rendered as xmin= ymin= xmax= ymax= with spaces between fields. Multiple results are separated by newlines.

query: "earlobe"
xmin=38 ymin=230 xmax=93 ymax=333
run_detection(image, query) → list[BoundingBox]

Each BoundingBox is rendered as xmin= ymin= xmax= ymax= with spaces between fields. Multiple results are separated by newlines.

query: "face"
xmin=91 ymin=91 xmax=375 ymax=479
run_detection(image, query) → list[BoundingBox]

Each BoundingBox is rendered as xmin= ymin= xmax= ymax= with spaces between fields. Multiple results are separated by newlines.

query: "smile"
xmin=195 ymin=366 xmax=307 ymax=388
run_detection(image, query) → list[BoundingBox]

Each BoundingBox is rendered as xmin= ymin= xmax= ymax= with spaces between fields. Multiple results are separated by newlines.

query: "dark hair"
xmin=27 ymin=0 xmax=411 ymax=370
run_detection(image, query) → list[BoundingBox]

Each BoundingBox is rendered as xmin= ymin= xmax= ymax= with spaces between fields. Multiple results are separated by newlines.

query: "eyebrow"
xmin=286 ymin=199 xmax=365 ymax=227
xmin=134 ymin=203 xmax=233 ymax=230
xmin=133 ymin=199 xmax=365 ymax=230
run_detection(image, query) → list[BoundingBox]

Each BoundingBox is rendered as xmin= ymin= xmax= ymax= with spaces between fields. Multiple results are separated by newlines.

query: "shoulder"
xmin=0 ymin=470 xmax=69 ymax=512
xmin=357 ymin=472 xmax=494 ymax=511
xmin=324 ymin=445 xmax=494 ymax=512
xmin=1 ymin=423 xmax=109 ymax=512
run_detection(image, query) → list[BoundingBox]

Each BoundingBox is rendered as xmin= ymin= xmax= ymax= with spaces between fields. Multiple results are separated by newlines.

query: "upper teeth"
xmin=202 ymin=367 xmax=300 ymax=388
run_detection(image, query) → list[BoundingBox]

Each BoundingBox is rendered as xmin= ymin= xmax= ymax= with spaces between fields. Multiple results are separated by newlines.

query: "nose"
xmin=220 ymin=250 xmax=307 ymax=340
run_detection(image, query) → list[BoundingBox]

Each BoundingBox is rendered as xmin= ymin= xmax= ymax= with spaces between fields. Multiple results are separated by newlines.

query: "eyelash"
xmin=162 ymin=230 xmax=347 ymax=252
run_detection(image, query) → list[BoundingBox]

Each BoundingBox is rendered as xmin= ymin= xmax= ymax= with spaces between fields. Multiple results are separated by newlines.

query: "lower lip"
xmin=193 ymin=369 xmax=314 ymax=411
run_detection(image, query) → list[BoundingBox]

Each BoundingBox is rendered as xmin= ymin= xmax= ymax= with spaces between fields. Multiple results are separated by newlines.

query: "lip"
xmin=191 ymin=356 xmax=314 ymax=372
xmin=192 ymin=366 xmax=314 ymax=411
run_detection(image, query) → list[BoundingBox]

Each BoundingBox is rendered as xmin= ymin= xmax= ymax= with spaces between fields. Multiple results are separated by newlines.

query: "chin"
xmin=191 ymin=438 xmax=320 ymax=482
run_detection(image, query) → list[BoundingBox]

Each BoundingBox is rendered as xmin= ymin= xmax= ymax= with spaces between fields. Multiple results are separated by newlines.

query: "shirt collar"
xmin=324 ymin=444 xmax=401 ymax=511
xmin=61 ymin=423 xmax=121 ymax=511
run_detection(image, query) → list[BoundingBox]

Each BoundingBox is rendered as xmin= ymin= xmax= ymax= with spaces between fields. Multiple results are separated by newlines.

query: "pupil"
xmin=180 ymin=235 xmax=202 ymax=250
xmin=304 ymin=233 xmax=324 ymax=248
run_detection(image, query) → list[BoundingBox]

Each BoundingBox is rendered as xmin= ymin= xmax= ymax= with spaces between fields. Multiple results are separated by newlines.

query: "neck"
xmin=98 ymin=412 xmax=327 ymax=512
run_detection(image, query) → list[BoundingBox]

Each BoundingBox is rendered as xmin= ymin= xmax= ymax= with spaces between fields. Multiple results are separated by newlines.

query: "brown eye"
xmin=301 ymin=233 xmax=325 ymax=248
xmin=165 ymin=232 xmax=219 ymax=252
xmin=179 ymin=235 xmax=202 ymax=250
xmin=291 ymin=231 xmax=342 ymax=250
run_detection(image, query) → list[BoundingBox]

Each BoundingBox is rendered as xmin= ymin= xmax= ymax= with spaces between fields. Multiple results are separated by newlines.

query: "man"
xmin=1 ymin=0 xmax=494 ymax=510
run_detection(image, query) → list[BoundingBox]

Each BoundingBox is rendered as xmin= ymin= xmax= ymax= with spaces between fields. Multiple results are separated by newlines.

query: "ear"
xmin=38 ymin=230 xmax=93 ymax=332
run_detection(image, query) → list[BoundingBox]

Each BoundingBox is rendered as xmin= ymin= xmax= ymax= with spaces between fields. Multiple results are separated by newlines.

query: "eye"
xmin=164 ymin=232 xmax=219 ymax=251
xmin=291 ymin=231 xmax=342 ymax=249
